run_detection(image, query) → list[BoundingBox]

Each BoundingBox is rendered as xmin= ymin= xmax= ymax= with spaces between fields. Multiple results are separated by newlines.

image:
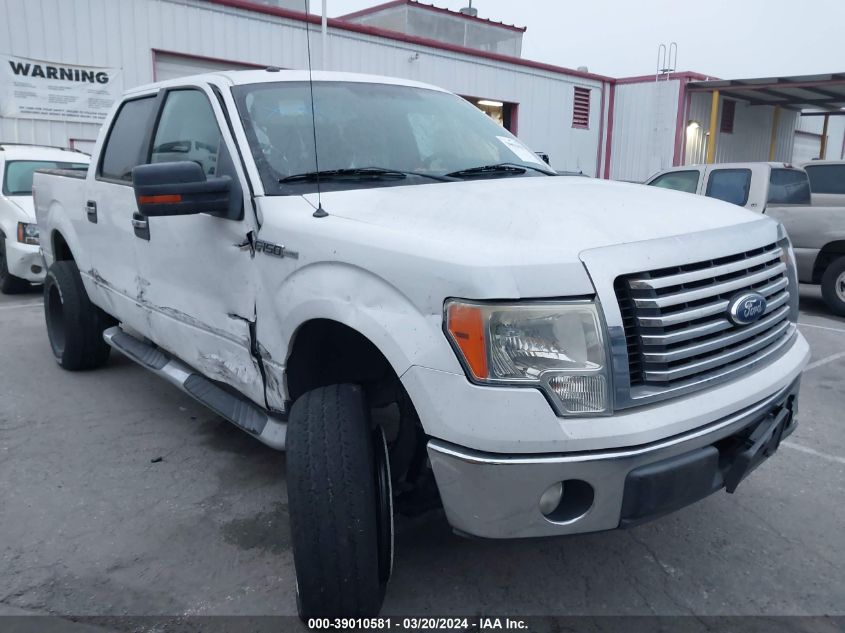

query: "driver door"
xmin=133 ymin=86 xmax=265 ymax=405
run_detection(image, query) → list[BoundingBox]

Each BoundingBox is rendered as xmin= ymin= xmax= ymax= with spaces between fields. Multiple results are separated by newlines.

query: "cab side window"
xmin=705 ymin=169 xmax=751 ymax=206
xmin=649 ymin=170 xmax=699 ymax=194
xmin=150 ymin=90 xmax=222 ymax=176
xmin=99 ymin=97 xmax=157 ymax=182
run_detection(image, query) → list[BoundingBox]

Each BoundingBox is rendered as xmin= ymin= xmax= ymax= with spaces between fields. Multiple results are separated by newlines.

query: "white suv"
xmin=0 ymin=144 xmax=89 ymax=293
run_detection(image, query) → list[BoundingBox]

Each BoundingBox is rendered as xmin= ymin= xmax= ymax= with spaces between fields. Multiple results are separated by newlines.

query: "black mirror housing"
xmin=132 ymin=161 xmax=241 ymax=219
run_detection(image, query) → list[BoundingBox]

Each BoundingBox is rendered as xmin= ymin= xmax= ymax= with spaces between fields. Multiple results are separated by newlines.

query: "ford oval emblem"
xmin=728 ymin=292 xmax=767 ymax=326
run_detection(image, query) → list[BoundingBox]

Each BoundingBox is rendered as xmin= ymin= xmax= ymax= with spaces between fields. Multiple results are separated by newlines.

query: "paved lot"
xmin=0 ymin=284 xmax=843 ymax=621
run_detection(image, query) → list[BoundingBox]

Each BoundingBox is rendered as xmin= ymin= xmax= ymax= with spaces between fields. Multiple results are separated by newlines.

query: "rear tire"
xmin=821 ymin=256 xmax=845 ymax=317
xmin=43 ymin=260 xmax=114 ymax=370
xmin=286 ymin=384 xmax=392 ymax=619
xmin=0 ymin=238 xmax=30 ymax=294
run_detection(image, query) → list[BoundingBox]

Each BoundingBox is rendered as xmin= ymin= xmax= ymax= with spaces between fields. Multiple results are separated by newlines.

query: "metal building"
xmin=2 ymin=0 xmax=842 ymax=180
xmin=607 ymin=72 xmax=845 ymax=181
xmin=0 ymin=0 xmax=614 ymax=176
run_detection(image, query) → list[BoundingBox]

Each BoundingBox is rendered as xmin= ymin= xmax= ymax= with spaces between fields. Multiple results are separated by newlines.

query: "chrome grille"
xmin=615 ymin=243 xmax=793 ymax=391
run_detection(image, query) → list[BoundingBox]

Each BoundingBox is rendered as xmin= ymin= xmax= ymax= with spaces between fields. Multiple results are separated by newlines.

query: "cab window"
xmin=150 ymin=90 xmax=222 ymax=176
xmin=99 ymin=97 xmax=157 ymax=182
xmin=705 ymin=169 xmax=751 ymax=206
xmin=804 ymin=164 xmax=845 ymax=194
xmin=649 ymin=170 xmax=699 ymax=194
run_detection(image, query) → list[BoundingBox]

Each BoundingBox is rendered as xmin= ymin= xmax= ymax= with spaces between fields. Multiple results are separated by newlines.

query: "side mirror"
xmin=132 ymin=161 xmax=238 ymax=218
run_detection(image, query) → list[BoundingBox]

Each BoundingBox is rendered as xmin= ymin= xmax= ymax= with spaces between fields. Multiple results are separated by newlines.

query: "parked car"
xmin=803 ymin=160 xmax=845 ymax=207
xmin=647 ymin=162 xmax=845 ymax=315
xmin=35 ymin=71 xmax=809 ymax=618
xmin=0 ymin=143 xmax=88 ymax=293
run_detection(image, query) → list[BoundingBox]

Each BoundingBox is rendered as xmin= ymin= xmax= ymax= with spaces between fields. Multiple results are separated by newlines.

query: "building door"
xmin=153 ymin=51 xmax=260 ymax=82
xmin=792 ymin=131 xmax=822 ymax=163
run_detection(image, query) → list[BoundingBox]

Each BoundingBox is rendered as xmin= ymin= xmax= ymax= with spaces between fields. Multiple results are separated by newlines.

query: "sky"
xmin=316 ymin=0 xmax=845 ymax=79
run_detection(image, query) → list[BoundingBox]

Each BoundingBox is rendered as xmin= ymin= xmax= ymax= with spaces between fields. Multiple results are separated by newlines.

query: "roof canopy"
xmin=687 ymin=72 xmax=845 ymax=112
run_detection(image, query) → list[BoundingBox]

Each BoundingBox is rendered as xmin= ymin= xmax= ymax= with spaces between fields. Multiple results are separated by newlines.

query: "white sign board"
xmin=0 ymin=54 xmax=122 ymax=124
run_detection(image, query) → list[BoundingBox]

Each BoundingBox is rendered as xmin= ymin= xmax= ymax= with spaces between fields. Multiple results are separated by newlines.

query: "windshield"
xmin=232 ymin=81 xmax=553 ymax=194
xmin=3 ymin=160 xmax=88 ymax=195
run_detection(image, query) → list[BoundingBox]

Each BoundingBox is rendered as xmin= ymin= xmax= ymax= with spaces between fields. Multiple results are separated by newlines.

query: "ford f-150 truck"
xmin=647 ymin=162 xmax=845 ymax=315
xmin=35 ymin=71 xmax=809 ymax=618
xmin=0 ymin=143 xmax=88 ymax=293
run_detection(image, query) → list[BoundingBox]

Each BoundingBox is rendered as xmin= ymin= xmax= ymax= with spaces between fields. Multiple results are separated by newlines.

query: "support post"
xmin=705 ymin=90 xmax=719 ymax=164
xmin=321 ymin=0 xmax=328 ymax=70
xmin=820 ymin=113 xmax=830 ymax=160
xmin=768 ymin=106 xmax=781 ymax=161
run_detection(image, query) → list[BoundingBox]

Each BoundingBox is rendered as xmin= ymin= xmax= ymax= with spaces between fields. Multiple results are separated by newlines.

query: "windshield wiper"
xmin=280 ymin=167 xmax=453 ymax=184
xmin=445 ymin=162 xmax=555 ymax=179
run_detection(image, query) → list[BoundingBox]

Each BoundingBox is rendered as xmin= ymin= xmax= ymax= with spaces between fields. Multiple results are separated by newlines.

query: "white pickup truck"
xmin=35 ymin=71 xmax=809 ymax=618
xmin=647 ymin=162 xmax=845 ymax=315
xmin=0 ymin=143 xmax=88 ymax=293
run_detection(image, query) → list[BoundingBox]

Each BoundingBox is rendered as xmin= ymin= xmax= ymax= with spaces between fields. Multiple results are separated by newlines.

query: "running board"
xmin=103 ymin=326 xmax=286 ymax=450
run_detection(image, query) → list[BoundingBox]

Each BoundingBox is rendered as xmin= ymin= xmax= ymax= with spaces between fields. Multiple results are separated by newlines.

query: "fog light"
xmin=548 ymin=374 xmax=608 ymax=414
xmin=539 ymin=482 xmax=563 ymax=516
xmin=31 ymin=265 xmax=42 ymax=274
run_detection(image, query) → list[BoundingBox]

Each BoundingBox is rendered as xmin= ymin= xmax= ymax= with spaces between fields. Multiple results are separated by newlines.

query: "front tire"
xmin=821 ymin=256 xmax=845 ymax=317
xmin=286 ymin=384 xmax=392 ymax=619
xmin=44 ymin=260 xmax=114 ymax=370
xmin=0 ymin=238 xmax=30 ymax=294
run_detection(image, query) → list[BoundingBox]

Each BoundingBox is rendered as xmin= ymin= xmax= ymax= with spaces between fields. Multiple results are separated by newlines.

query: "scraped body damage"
xmin=78 ymin=202 xmax=265 ymax=406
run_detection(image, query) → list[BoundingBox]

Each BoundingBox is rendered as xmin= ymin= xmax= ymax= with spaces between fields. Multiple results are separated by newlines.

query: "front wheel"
xmin=0 ymin=238 xmax=30 ymax=294
xmin=44 ymin=260 xmax=115 ymax=370
xmin=821 ymin=256 xmax=845 ymax=317
xmin=286 ymin=384 xmax=393 ymax=619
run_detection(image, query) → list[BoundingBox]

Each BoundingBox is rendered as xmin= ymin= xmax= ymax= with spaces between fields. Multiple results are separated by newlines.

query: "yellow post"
xmin=768 ymin=106 xmax=781 ymax=161
xmin=705 ymin=90 xmax=720 ymax=164
xmin=820 ymin=113 xmax=830 ymax=159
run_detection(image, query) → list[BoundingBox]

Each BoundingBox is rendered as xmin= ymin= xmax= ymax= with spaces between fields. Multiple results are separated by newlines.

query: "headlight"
xmin=17 ymin=222 xmax=39 ymax=246
xmin=445 ymin=300 xmax=611 ymax=415
xmin=777 ymin=227 xmax=799 ymax=323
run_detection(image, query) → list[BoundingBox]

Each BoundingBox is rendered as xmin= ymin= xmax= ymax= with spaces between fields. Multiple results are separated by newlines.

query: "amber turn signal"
xmin=446 ymin=302 xmax=488 ymax=379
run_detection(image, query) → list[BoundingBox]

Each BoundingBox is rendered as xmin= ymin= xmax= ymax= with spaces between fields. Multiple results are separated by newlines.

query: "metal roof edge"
xmin=337 ymin=0 xmax=527 ymax=33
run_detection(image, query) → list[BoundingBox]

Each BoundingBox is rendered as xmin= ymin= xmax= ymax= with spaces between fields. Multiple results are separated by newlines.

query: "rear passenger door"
xmin=85 ymin=94 xmax=159 ymax=332
xmin=132 ymin=86 xmax=266 ymax=406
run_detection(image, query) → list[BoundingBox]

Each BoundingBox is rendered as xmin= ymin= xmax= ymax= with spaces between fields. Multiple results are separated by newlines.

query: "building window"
xmin=462 ymin=96 xmax=518 ymax=132
xmin=720 ymin=99 xmax=736 ymax=134
xmin=572 ymin=87 xmax=590 ymax=129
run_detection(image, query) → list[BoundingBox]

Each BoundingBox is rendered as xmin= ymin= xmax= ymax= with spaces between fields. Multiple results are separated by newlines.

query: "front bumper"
xmin=4 ymin=238 xmax=45 ymax=282
xmin=428 ymin=378 xmax=800 ymax=539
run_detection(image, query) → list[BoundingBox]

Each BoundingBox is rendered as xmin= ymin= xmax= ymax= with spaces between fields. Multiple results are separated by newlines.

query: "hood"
xmin=260 ymin=176 xmax=774 ymax=310
xmin=6 ymin=195 xmax=36 ymax=222
xmin=305 ymin=176 xmax=763 ymax=267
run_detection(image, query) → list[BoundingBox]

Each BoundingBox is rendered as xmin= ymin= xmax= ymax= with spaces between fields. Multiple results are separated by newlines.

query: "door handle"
xmin=132 ymin=212 xmax=150 ymax=241
xmin=85 ymin=200 xmax=97 ymax=223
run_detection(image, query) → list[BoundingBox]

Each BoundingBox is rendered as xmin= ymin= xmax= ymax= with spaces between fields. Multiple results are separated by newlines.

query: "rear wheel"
xmin=286 ymin=383 xmax=393 ymax=619
xmin=821 ymin=256 xmax=845 ymax=317
xmin=0 ymin=238 xmax=30 ymax=294
xmin=44 ymin=260 xmax=114 ymax=370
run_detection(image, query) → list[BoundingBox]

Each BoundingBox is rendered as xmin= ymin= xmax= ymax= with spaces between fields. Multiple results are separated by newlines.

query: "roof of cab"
xmin=802 ymin=160 xmax=845 ymax=167
xmin=125 ymin=69 xmax=450 ymax=97
xmin=0 ymin=144 xmax=90 ymax=162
